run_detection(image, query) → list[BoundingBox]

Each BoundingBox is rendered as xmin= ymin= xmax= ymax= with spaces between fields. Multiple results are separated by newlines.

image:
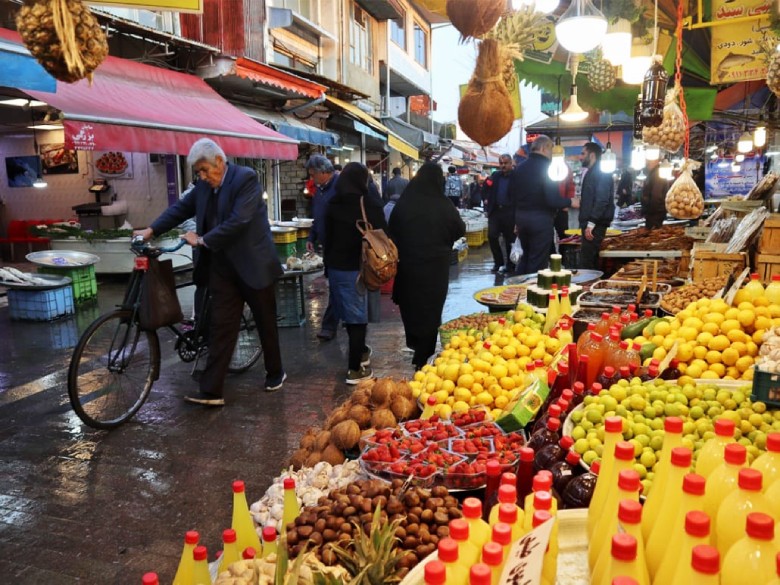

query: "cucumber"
xmin=640 ymin=343 xmax=657 ymax=362
xmin=621 ymin=317 xmax=653 ymax=340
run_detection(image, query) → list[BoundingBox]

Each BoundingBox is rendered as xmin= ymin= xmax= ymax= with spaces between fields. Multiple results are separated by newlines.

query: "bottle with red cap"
xmin=588 ymin=382 xmax=603 ymax=397
xmin=469 ymin=562 xmax=493 ymax=585
xmin=617 ymin=365 xmax=632 ymax=381
xmin=515 ymin=447 xmax=535 ymax=506
xmin=449 ymin=518 xmax=481 ymax=567
xmin=641 ymin=416 xmax=684 ymax=540
xmin=232 ymin=480 xmax=263 ymax=555
xmin=567 ymin=342 xmax=578 ymax=388
xmin=581 ymin=332 xmax=607 ymax=387
xmin=606 ymin=305 xmax=622 ymax=328
xmin=480 ymin=542 xmax=504 ymax=585
xmin=716 ymin=468 xmax=773 ymax=554
xmin=611 ymin=579 xmax=639 ymax=585
xmin=587 ymin=420 xmax=629 ymax=538
xmin=659 ymin=359 xmax=682 ymax=381
xmin=592 ymin=499 xmax=648 ymax=585
xmin=423 ymin=559 xmax=446 ymax=585
xmin=695 ymin=418 xmax=736 ymax=479
xmin=532 ymin=510 xmax=558 ymax=585
xmin=669 ymin=545 xmax=720 ymax=585
xmin=660 ymin=511 xmax=712 ymax=585
xmin=483 ymin=459 xmax=502 ymax=522
xmin=541 ymin=361 xmax=570 ymax=414
xmin=437 ymin=537 xmax=469 ymax=585
xmin=569 ymin=381 xmax=586 ymax=409
xmin=523 ymin=471 xmax=558 ymax=517
xmin=534 ymin=435 xmax=574 ymax=472
xmin=769 ymin=552 xmax=780 ymax=585
xmin=532 ymin=403 xmax=564 ymax=435
xmin=527 ymin=417 xmax=562 ymax=453
xmin=490 ymin=521 xmax=513 ymax=560
xmin=590 ymin=446 xmax=641 ymax=553
xmin=613 ymin=341 xmax=641 ymax=374
xmin=172 ymin=531 xmax=199 ymax=585
xmin=488 ymin=484 xmax=523 ymax=527
xmin=141 ymin=573 xmax=159 ymax=585
xmin=751 ymin=432 xmax=780 ymax=489
xmin=645 ymin=447 xmax=693 ymax=579
xmin=562 ymin=459 xmax=600 ymax=509
xmin=242 ymin=547 xmax=256 ymax=560
xmin=495 ymin=502 xmax=524 ymax=541
xmin=638 ymin=363 xmax=659 ymax=381
xmin=575 ymin=355 xmax=590 ymax=387
xmin=703 ymin=442 xmax=747 ymax=520
xmin=602 ymin=329 xmax=622 ymax=369
xmin=590 ymin=469 xmax=642 ymax=570
xmin=461 ymin=497 xmax=492 ymax=550
xmin=599 ymin=533 xmax=645 ymax=585
xmin=260 ymin=525 xmax=278 ymax=559
xmin=593 ymin=312 xmax=611 ymax=337
xmin=523 ymin=489 xmax=556 ymax=532
xmin=192 ymin=545 xmax=212 ymax=585
xmin=653 ymin=473 xmax=707 ymax=585
xmin=550 ymin=451 xmax=583 ymax=495
xmin=595 ymin=366 xmax=617 ymax=391
xmin=218 ymin=528 xmax=241 ymax=574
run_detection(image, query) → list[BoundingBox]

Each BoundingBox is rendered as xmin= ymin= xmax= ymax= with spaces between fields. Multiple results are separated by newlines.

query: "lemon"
xmin=686 ymin=364 xmax=704 ymax=378
xmin=721 ymin=319 xmax=742 ymax=335
xmin=700 ymin=370 xmax=720 ymax=380
xmin=732 ymin=288 xmax=751 ymax=306
xmin=501 ymin=345 xmax=517 ymax=360
xmin=746 ymin=341 xmax=759 ymax=356
xmin=494 ymin=395 xmax=509 ymax=409
xmin=459 ymin=363 xmax=474 ymax=376
xmin=683 ymin=317 xmax=704 ymax=331
xmin=701 ymin=322 xmax=720 ymax=335
xmin=490 ymin=364 xmax=508 ymax=379
xmin=679 ymin=326 xmax=698 ymax=342
xmin=653 ymin=346 xmax=667 ymax=361
xmin=721 ymin=347 xmax=739 ymax=366
xmin=437 ymin=404 xmax=453 ymax=420
xmin=475 ymin=391 xmax=493 ymax=406
xmin=724 ymin=308 xmax=740 ymax=320
xmin=693 ymin=345 xmax=708 ymax=360
xmin=696 ymin=331 xmax=714 ymax=347
xmin=457 ymin=373 xmax=475 ymax=389
xmin=708 ymin=363 xmax=726 ymax=377
xmin=735 ymin=356 xmax=754 ymax=373
xmin=741 ymin=368 xmax=755 ymax=381
xmin=499 ymin=376 xmax=516 ymax=391
xmin=452 ymin=400 xmax=470 ymax=413
xmin=753 ymin=329 xmax=766 ymax=344
xmin=738 ymin=309 xmax=756 ymax=328
xmin=705 ymin=350 xmax=722 ymax=365
xmin=676 ymin=342 xmax=694 ymax=362
xmin=726 ymin=328 xmax=747 ymax=343
xmin=453 ymin=387 xmax=471 ymax=403
xmin=654 ymin=321 xmax=671 ymax=336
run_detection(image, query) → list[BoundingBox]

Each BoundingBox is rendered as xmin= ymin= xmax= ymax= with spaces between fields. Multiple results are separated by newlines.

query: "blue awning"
xmin=235 ymin=104 xmax=340 ymax=147
xmin=353 ymin=120 xmax=386 ymax=141
xmin=0 ymin=40 xmax=56 ymax=92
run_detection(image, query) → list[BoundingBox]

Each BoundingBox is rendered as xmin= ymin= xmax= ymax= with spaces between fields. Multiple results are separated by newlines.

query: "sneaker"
xmin=316 ymin=330 xmax=336 ymax=341
xmin=490 ymin=265 xmax=501 ymax=273
xmin=346 ymin=366 xmax=373 ymax=385
xmin=265 ymin=371 xmax=287 ymax=392
xmin=360 ymin=345 xmax=372 ymax=367
xmin=184 ymin=391 xmax=225 ymax=406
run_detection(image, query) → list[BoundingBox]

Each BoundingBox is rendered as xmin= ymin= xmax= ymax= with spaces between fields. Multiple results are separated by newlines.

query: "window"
xmin=390 ymin=11 xmax=406 ymax=50
xmin=349 ymin=3 xmax=373 ymax=74
xmin=268 ymin=0 xmax=312 ymax=20
xmin=413 ymin=24 xmax=427 ymax=68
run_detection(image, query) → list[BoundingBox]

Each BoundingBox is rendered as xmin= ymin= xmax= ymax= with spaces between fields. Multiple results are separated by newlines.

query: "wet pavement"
xmin=0 ymin=245 xmax=508 ymax=584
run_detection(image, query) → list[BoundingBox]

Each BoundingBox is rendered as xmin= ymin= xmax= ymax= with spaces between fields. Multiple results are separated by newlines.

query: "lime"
xmin=649 ymin=435 xmax=664 ymax=451
xmin=640 ymin=449 xmax=657 ymax=468
xmin=690 ymin=405 xmax=704 ymax=420
xmin=573 ymin=438 xmax=589 ymax=454
xmin=583 ymin=450 xmax=599 ymax=466
xmin=586 ymin=409 xmax=603 ymax=425
xmin=633 ymin=463 xmax=648 ymax=479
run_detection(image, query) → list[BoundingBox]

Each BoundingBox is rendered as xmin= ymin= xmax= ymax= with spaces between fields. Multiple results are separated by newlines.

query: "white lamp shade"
xmin=737 ymin=131 xmax=753 ymax=153
xmin=33 ymin=177 xmax=48 ymax=188
xmin=554 ymin=0 xmax=607 ymax=54
xmin=548 ymin=147 xmax=569 ymax=182
xmin=645 ymin=144 xmax=661 ymax=161
xmin=621 ymin=42 xmax=654 ymax=84
xmin=753 ymin=125 xmax=767 ymax=148
xmin=535 ymin=0 xmax=560 ymax=13
xmin=601 ymin=18 xmax=632 ymax=66
xmin=601 ymin=149 xmax=617 ymax=173
xmin=731 ymin=162 xmax=741 ymax=172
xmin=560 ymin=94 xmax=588 ymax=122
xmin=630 ymin=146 xmax=646 ymax=170
xmin=658 ymin=160 xmax=673 ymax=180
xmin=735 ymin=153 xmax=745 ymax=163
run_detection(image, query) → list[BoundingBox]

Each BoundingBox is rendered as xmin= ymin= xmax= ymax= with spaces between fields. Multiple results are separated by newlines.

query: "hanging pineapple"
xmin=16 ymin=0 xmax=108 ymax=83
xmin=767 ymin=49 xmax=780 ymax=98
xmin=587 ymin=56 xmax=617 ymax=93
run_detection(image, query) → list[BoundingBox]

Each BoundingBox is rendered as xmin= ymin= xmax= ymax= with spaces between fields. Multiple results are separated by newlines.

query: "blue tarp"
xmin=0 ymin=43 xmax=56 ymax=92
xmin=275 ymin=121 xmax=339 ymax=147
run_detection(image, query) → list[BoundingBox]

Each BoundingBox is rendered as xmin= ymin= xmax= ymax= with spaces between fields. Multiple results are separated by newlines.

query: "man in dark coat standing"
xmin=384 ymin=167 xmax=409 ymax=203
xmin=578 ymin=141 xmax=616 ymax=270
xmin=513 ymin=136 xmax=571 ymax=275
xmin=135 ymin=138 xmax=285 ymax=405
xmin=641 ymin=159 xmax=670 ymax=229
xmin=484 ymin=154 xmax=517 ymax=273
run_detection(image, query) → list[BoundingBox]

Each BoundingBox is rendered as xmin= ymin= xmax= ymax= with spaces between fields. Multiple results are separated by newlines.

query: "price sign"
xmin=499 ymin=515 xmax=554 ymax=584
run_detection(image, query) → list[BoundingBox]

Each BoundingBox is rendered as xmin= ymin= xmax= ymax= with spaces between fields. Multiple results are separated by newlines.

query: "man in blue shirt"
xmin=483 ymin=154 xmax=516 ymax=273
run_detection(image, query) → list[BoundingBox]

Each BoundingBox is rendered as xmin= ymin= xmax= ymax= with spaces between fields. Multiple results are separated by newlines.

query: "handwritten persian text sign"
xmin=499 ymin=516 xmax=554 ymax=585
xmin=87 ymin=0 xmax=202 ymax=13
xmin=710 ymin=0 xmax=774 ymax=84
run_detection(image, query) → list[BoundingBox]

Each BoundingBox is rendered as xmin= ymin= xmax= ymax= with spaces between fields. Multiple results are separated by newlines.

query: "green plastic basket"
xmin=751 ymin=368 xmax=780 ymax=407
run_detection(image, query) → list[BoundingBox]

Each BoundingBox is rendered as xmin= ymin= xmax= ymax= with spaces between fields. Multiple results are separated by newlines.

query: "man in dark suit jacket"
xmin=483 ymin=154 xmax=516 ymax=273
xmin=578 ymin=141 xmax=616 ymax=270
xmin=135 ymin=138 xmax=285 ymax=406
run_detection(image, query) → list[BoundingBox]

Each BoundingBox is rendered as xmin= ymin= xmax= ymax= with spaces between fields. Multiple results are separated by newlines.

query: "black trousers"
xmin=488 ymin=208 xmax=515 ymax=269
xmin=516 ymin=211 xmax=555 ymax=275
xmin=579 ymin=223 xmax=608 ymax=270
xmin=200 ymin=254 xmax=283 ymax=396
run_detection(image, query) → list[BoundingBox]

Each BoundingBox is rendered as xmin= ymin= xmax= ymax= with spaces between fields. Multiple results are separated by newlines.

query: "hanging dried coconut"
xmin=446 ymin=0 xmax=505 ymax=40
xmin=587 ymin=58 xmax=617 ymax=93
xmin=17 ymin=0 xmax=108 ymax=83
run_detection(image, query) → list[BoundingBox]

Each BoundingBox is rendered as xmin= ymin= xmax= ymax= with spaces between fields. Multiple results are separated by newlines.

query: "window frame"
xmin=390 ymin=10 xmax=406 ymax=50
xmin=349 ymin=2 xmax=373 ymax=74
xmin=413 ymin=21 xmax=427 ymax=68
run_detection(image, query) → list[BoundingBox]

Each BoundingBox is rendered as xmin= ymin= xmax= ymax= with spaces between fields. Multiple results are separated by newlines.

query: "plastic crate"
xmin=38 ymin=264 xmax=97 ymax=304
xmin=272 ymin=228 xmax=297 ymax=244
xmin=752 ymin=368 xmax=780 ymax=407
xmin=8 ymin=285 xmax=74 ymax=321
xmin=275 ymin=276 xmax=305 ymax=327
xmin=275 ymin=241 xmax=297 ymax=262
xmin=466 ymin=231 xmax=483 ymax=247
xmin=296 ymin=237 xmax=309 ymax=256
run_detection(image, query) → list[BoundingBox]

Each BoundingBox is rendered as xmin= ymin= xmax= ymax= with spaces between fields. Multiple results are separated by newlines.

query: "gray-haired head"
xmin=187 ymin=138 xmax=226 ymax=167
xmin=530 ymin=135 xmax=554 ymax=153
xmin=305 ymin=154 xmax=335 ymax=174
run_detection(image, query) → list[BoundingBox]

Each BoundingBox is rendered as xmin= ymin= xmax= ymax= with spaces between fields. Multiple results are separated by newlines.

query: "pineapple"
xmin=768 ymin=50 xmax=780 ymax=98
xmin=588 ymin=58 xmax=617 ymax=93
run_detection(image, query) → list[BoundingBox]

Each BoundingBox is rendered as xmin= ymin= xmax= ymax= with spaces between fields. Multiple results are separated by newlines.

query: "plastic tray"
xmin=473 ymin=285 xmax=528 ymax=309
xmin=590 ymin=279 xmax=672 ymax=295
xmin=26 ymin=250 xmax=100 ymax=267
xmin=506 ymin=270 xmax=603 ymax=286
xmin=578 ymin=290 xmax=661 ymax=309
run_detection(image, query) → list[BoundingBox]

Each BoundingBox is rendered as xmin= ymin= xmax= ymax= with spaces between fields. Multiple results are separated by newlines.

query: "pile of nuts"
xmin=642 ymin=89 xmax=686 ymax=153
xmin=666 ymin=179 xmax=704 ymax=220
xmin=660 ymin=276 xmax=727 ymax=314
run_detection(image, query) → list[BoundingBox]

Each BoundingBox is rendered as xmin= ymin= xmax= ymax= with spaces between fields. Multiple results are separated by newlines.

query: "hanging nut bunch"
xmin=767 ymin=49 xmax=780 ymax=98
xmin=665 ymin=160 xmax=704 ymax=220
xmin=17 ymin=0 xmax=108 ymax=83
xmin=642 ymin=84 xmax=686 ymax=153
xmin=587 ymin=58 xmax=617 ymax=93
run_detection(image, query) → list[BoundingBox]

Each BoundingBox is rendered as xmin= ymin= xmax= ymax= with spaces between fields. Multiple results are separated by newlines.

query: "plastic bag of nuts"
xmin=665 ymin=159 xmax=704 ymax=220
xmin=642 ymin=83 xmax=686 ymax=153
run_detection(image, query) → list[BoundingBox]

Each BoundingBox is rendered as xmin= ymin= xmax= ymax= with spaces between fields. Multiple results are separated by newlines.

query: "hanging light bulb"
xmin=735 ymin=153 xmax=745 ymax=163
xmin=601 ymin=18 xmax=632 ymax=66
xmin=601 ymin=142 xmax=617 ymax=173
xmin=731 ymin=161 xmax=741 ymax=172
xmin=548 ymin=141 xmax=568 ymax=182
xmin=710 ymin=151 xmax=718 ymax=161
xmin=33 ymin=176 xmax=48 ymax=188
xmin=534 ymin=0 xmax=560 ymax=13
xmin=645 ymin=144 xmax=661 ymax=161
xmin=658 ymin=159 xmax=673 ymax=180
xmin=622 ymin=40 xmax=654 ymax=85
xmin=737 ymin=129 xmax=753 ymax=153
xmin=560 ymin=85 xmax=588 ymax=122
xmin=754 ymin=122 xmax=767 ymax=148
xmin=637 ymin=170 xmax=647 ymax=180
xmin=554 ymin=0 xmax=607 ymax=54
xmin=631 ymin=144 xmax=646 ymax=170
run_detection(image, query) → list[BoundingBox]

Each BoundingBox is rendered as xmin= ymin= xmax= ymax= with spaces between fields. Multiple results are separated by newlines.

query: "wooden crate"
xmin=678 ymin=250 xmax=691 ymax=278
xmin=759 ymin=214 xmax=780 ymax=253
xmin=756 ymin=253 xmax=780 ymax=282
xmin=691 ymin=250 xmax=746 ymax=282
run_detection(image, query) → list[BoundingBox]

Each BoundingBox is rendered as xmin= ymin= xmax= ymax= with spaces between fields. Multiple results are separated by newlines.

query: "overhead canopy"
xmin=0 ymin=38 xmax=55 ymax=92
xmin=382 ymin=116 xmax=439 ymax=149
xmin=236 ymin=104 xmax=340 ymax=147
xmin=230 ymin=57 xmax=326 ymax=100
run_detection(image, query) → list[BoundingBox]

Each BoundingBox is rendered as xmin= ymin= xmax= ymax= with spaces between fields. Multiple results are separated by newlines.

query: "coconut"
xmin=395 ymin=379 xmax=414 ymax=400
xmin=446 ymin=0 xmax=505 ymax=40
xmin=315 ymin=430 xmax=331 ymax=452
xmin=371 ymin=378 xmax=396 ymax=407
xmin=390 ymin=396 xmax=416 ymax=422
xmin=458 ymin=39 xmax=514 ymax=147
xmin=351 ymin=385 xmax=371 ymax=406
xmin=348 ymin=404 xmax=372 ymax=429
xmin=330 ymin=420 xmax=361 ymax=450
xmin=325 ymin=403 xmax=351 ymax=430
xmin=289 ymin=448 xmax=309 ymax=470
xmin=371 ymin=408 xmax=397 ymax=429
xmin=321 ymin=443 xmax=346 ymax=466
xmin=300 ymin=428 xmax=317 ymax=450
xmin=304 ymin=451 xmax=322 ymax=467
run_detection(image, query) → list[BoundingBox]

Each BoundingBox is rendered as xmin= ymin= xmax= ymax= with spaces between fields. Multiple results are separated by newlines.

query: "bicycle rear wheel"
xmin=68 ymin=309 xmax=160 ymax=429
xmin=228 ymin=305 xmax=262 ymax=373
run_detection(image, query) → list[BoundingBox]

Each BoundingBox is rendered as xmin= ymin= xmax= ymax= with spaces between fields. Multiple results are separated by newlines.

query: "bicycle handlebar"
xmin=131 ymin=236 xmax=188 ymax=255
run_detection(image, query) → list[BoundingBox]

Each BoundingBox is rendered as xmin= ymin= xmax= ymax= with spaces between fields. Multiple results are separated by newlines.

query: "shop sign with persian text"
xmin=711 ymin=0 xmax=774 ymax=84
xmin=87 ymin=0 xmax=202 ymax=13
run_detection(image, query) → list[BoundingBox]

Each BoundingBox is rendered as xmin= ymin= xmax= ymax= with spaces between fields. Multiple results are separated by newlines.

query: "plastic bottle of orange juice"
xmin=437 ymin=537 xmax=469 ymax=585
xmin=588 ymin=442 xmax=637 ymax=567
xmin=591 ymin=470 xmax=642 ymax=571
xmin=480 ymin=541 xmax=504 ymax=585
xmin=587 ymin=417 xmax=626 ymax=538
xmin=488 ymin=484 xmax=522 ymax=527
xmin=721 ymin=512 xmax=777 ymax=585
xmin=497 ymin=502 xmax=525 ymax=542
xmin=703 ymin=442 xmax=747 ymax=520
xmin=462 ymin=497 xmax=492 ymax=550
xmin=532 ymin=510 xmax=558 ymax=585
xmin=716 ymin=468 xmax=773 ymax=554
xmin=751 ymin=432 xmax=780 ymax=490
xmin=592 ymin=499 xmax=648 ymax=585
xmin=695 ymin=418 xmax=735 ymax=479
xmin=523 ymin=472 xmax=558 ymax=522
xmin=657 ymin=510 xmax=711 ymax=585
xmin=641 ymin=416 xmax=684 ymax=540
xmin=449 ymin=518 xmax=482 ymax=568
xmin=598 ymin=533 xmax=645 ymax=585
xmin=670 ymin=545 xmax=720 ymax=585
xmin=423 ymin=559 xmax=446 ymax=585
xmin=172 ymin=530 xmax=199 ymax=585
xmin=744 ymin=272 xmax=766 ymax=301
xmin=645 ymin=447 xmax=693 ymax=579
xmin=652 ymin=473 xmax=707 ymax=585
xmin=582 ymin=332 xmax=607 ymax=387
xmin=192 ymin=545 xmax=212 ymax=585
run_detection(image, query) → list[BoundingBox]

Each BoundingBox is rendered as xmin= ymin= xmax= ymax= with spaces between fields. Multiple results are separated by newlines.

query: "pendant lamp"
xmin=622 ymin=40 xmax=654 ymax=85
xmin=658 ymin=159 xmax=673 ymax=180
xmin=754 ymin=120 xmax=767 ymax=148
xmin=737 ymin=129 xmax=753 ymax=153
xmin=535 ymin=0 xmax=560 ymax=13
xmin=630 ymin=145 xmax=646 ymax=171
xmin=601 ymin=142 xmax=617 ymax=173
xmin=554 ymin=0 xmax=607 ymax=54
xmin=645 ymin=144 xmax=661 ymax=161
xmin=548 ymin=139 xmax=568 ymax=182
xmin=560 ymin=85 xmax=588 ymax=122
xmin=601 ymin=18 xmax=632 ymax=66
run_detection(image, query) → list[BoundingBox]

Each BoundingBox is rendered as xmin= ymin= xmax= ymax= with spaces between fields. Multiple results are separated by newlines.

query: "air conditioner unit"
xmin=149 ymin=153 xmax=163 ymax=164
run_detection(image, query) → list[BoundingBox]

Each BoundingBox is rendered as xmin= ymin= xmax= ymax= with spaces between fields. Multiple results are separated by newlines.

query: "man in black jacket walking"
xmin=578 ymin=142 xmax=616 ymax=270
xmin=484 ymin=154 xmax=516 ymax=273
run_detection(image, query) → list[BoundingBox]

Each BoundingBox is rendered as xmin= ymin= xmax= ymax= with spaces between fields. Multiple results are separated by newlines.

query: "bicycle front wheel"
xmin=227 ymin=305 xmax=262 ymax=373
xmin=68 ymin=309 xmax=160 ymax=429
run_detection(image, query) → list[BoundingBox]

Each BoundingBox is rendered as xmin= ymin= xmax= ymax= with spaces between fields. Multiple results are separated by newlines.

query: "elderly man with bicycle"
xmin=135 ymin=138 xmax=286 ymax=405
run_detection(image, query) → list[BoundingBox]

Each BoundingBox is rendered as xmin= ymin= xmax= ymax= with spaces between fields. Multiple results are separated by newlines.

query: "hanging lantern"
xmin=658 ymin=159 xmax=673 ymax=180
xmin=630 ymin=144 xmax=646 ymax=170
xmin=600 ymin=142 xmax=617 ymax=173
xmin=548 ymin=141 xmax=569 ymax=182
xmin=601 ymin=18 xmax=632 ymax=67
xmin=645 ymin=144 xmax=661 ymax=161
xmin=633 ymin=94 xmax=643 ymax=140
xmin=754 ymin=121 xmax=767 ymax=148
xmin=554 ymin=0 xmax=608 ymax=54
xmin=737 ymin=129 xmax=754 ymax=153
xmin=622 ymin=39 xmax=653 ymax=85
xmin=640 ymin=56 xmax=668 ymax=128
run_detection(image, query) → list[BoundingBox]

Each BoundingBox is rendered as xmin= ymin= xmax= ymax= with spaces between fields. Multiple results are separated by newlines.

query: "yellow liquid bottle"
xmin=592 ymin=500 xmax=648 ymax=585
xmin=670 ymin=545 xmax=720 ymax=585
xmin=522 ymin=474 xmax=557 ymax=531
xmin=449 ymin=518 xmax=481 ymax=568
xmin=462 ymin=498 xmax=493 ymax=551
xmin=645 ymin=447 xmax=693 ymax=580
xmin=641 ymin=416 xmax=683 ymax=541
xmin=751 ymin=432 xmax=780 ymax=490
xmin=496 ymin=502 xmax=526 ymax=542
xmin=491 ymin=522 xmax=513 ymax=562
xmin=766 ymin=475 xmax=780 ymax=520
xmin=663 ymin=511 xmax=712 ymax=585
xmin=437 ymin=537 xmax=469 ymax=585
xmin=420 ymin=395 xmax=437 ymax=420
xmin=480 ymin=542 xmax=504 ymax=585
xmin=469 ymin=563 xmax=492 ymax=585
xmin=232 ymin=480 xmax=263 ymax=555
xmin=769 ymin=551 xmax=780 ymax=585
xmin=722 ymin=512 xmax=776 ymax=585
xmin=652 ymin=473 xmax=707 ymax=585
xmin=532 ymin=510 xmax=558 ymax=585
xmin=544 ymin=293 xmax=561 ymax=334
xmin=261 ymin=525 xmax=277 ymax=559
xmin=591 ymin=473 xmax=644 ymax=582
xmin=744 ymin=272 xmax=766 ymax=301
xmin=703 ymin=442 xmax=747 ymax=520
xmin=489 ymin=485 xmax=522 ymax=528
xmin=589 ymin=442 xmax=637 ymax=568
xmin=241 ymin=547 xmax=256 ymax=560
xmin=172 ymin=530 xmax=199 ymax=585
xmin=423 ymin=559 xmax=446 ymax=585
xmin=218 ymin=528 xmax=241 ymax=575
xmin=142 ymin=573 xmax=159 ymax=585
xmin=560 ymin=289 xmax=572 ymax=316
xmin=598 ymin=534 xmax=645 ymax=585
xmin=192 ymin=545 xmax=212 ymax=585
xmin=765 ymin=274 xmax=780 ymax=305
xmin=695 ymin=418 xmax=736 ymax=480
xmin=587 ymin=417 xmax=625 ymax=538
xmin=716 ymin=468 xmax=773 ymax=554
xmin=523 ymin=490 xmax=556 ymax=533
xmin=282 ymin=477 xmax=301 ymax=531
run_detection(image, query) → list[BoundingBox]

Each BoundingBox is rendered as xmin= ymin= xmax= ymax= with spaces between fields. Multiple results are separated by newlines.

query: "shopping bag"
xmin=138 ymin=257 xmax=183 ymax=330
xmin=510 ymin=237 xmax=523 ymax=265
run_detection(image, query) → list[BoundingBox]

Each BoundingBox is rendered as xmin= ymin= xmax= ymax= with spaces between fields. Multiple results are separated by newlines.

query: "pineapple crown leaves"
xmin=602 ymin=0 xmax=645 ymax=24
xmin=484 ymin=6 xmax=549 ymax=55
xmin=327 ymin=505 xmax=405 ymax=585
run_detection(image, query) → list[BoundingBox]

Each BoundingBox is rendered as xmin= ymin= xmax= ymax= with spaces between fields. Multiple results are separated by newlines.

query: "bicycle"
xmin=68 ymin=237 xmax=262 ymax=429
